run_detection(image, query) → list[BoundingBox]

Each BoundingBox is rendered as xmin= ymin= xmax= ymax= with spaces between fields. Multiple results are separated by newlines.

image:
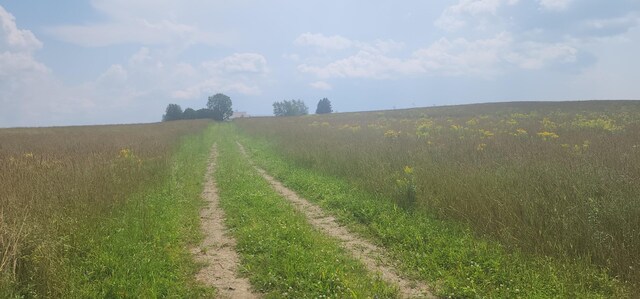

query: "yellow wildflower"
xmin=541 ymin=117 xmax=557 ymax=130
xmin=537 ymin=131 xmax=559 ymax=140
xmin=514 ymin=128 xmax=527 ymax=136
xmin=505 ymin=119 xmax=518 ymax=126
xmin=403 ymin=166 xmax=413 ymax=175
xmin=479 ymin=129 xmax=494 ymax=138
xmin=119 ymin=148 xmax=131 ymax=158
xmin=384 ymin=130 xmax=401 ymax=139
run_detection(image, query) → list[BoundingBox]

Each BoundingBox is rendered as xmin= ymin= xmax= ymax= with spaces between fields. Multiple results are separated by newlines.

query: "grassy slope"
xmin=214 ymin=125 xmax=398 ymax=298
xmin=63 ymin=125 xmax=217 ymax=297
xmin=237 ymin=129 xmax=629 ymax=298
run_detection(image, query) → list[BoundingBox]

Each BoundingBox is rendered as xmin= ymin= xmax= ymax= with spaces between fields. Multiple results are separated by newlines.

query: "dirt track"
xmin=237 ymin=142 xmax=433 ymax=299
xmin=192 ymin=145 xmax=258 ymax=299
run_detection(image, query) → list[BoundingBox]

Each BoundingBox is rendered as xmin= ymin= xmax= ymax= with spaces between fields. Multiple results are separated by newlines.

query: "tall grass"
xmin=235 ymin=101 xmax=640 ymax=289
xmin=0 ymin=120 xmax=211 ymax=296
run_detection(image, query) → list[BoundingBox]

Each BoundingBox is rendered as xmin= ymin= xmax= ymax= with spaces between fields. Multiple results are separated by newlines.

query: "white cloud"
xmin=295 ymin=33 xmax=353 ymax=50
xmin=309 ymin=81 xmax=332 ymax=90
xmin=413 ymin=33 xmax=512 ymax=76
xmin=172 ymin=80 xmax=260 ymax=99
xmin=294 ymin=33 xmax=412 ymax=79
xmin=96 ymin=64 xmax=128 ymax=87
xmin=47 ymin=19 xmax=215 ymax=47
xmin=0 ymin=6 xmax=42 ymax=52
xmin=297 ymin=32 xmax=579 ymax=79
xmin=129 ymin=47 xmax=153 ymax=65
xmin=581 ymin=12 xmax=640 ymax=37
xmin=0 ymin=51 xmax=49 ymax=77
xmin=505 ymin=42 xmax=577 ymax=69
xmin=294 ymin=33 xmax=404 ymax=54
xmin=45 ymin=0 xmax=233 ymax=48
xmin=435 ymin=0 xmax=519 ymax=31
xmin=171 ymin=53 xmax=269 ymax=99
xmin=202 ymin=53 xmax=268 ymax=74
xmin=0 ymin=5 xmax=81 ymax=127
xmin=1 ymin=2 xmax=271 ymax=127
xmin=538 ymin=0 xmax=573 ymax=11
xmin=298 ymin=50 xmax=422 ymax=79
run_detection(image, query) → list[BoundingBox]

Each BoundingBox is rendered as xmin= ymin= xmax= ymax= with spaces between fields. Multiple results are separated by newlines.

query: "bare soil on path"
xmin=192 ymin=145 xmax=258 ymax=299
xmin=236 ymin=142 xmax=433 ymax=299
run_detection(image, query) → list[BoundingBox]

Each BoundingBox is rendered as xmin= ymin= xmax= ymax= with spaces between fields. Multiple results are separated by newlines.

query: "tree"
xmin=182 ymin=108 xmax=197 ymax=119
xmin=273 ymin=100 xmax=308 ymax=117
xmin=316 ymin=98 xmax=332 ymax=114
xmin=207 ymin=93 xmax=233 ymax=121
xmin=196 ymin=108 xmax=214 ymax=119
xmin=162 ymin=104 xmax=183 ymax=121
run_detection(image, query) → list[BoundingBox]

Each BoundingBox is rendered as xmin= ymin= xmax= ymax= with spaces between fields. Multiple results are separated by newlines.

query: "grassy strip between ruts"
xmin=236 ymin=128 xmax=630 ymax=298
xmin=64 ymin=125 xmax=217 ymax=297
xmin=214 ymin=125 xmax=398 ymax=298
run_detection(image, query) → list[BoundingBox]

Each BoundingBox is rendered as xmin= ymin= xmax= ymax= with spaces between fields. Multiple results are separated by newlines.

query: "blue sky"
xmin=1 ymin=0 xmax=639 ymax=127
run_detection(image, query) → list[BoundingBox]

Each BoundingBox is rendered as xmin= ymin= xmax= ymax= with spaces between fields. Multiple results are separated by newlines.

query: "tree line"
xmin=164 ymin=95 xmax=333 ymax=121
xmin=162 ymin=93 xmax=233 ymax=122
xmin=273 ymin=98 xmax=332 ymax=116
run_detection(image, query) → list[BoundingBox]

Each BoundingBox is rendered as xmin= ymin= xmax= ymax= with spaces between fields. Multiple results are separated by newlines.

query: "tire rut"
xmin=192 ymin=144 xmax=258 ymax=299
xmin=236 ymin=142 xmax=433 ymax=299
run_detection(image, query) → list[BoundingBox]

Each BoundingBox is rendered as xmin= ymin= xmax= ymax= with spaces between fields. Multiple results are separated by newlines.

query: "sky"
xmin=1 ymin=0 xmax=639 ymax=127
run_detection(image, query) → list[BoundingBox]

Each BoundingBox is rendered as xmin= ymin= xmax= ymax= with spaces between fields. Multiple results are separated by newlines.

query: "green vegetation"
xmin=235 ymin=100 xmax=640 ymax=297
xmin=0 ymin=121 xmax=215 ymax=297
xmin=207 ymin=93 xmax=234 ymax=121
xmin=163 ymin=92 xmax=233 ymax=121
xmin=3 ymin=100 xmax=638 ymax=297
xmin=236 ymin=130 xmax=628 ymax=298
xmin=273 ymin=99 xmax=309 ymax=116
xmin=316 ymin=98 xmax=333 ymax=114
xmin=214 ymin=125 xmax=397 ymax=298
xmin=163 ymin=103 xmax=184 ymax=121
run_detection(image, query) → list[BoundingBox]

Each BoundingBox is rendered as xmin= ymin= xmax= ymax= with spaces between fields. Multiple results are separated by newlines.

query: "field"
xmin=0 ymin=120 xmax=215 ymax=297
xmin=235 ymin=100 xmax=640 ymax=296
xmin=1 ymin=100 xmax=639 ymax=298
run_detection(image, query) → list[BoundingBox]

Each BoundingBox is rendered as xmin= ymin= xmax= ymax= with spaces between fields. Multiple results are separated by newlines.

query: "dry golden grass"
xmin=0 ymin=120 xmax=210 ymax=295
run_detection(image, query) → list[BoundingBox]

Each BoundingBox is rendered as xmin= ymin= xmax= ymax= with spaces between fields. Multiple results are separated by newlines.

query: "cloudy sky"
xmin=1 ymin=1 xmax=639 ymax=127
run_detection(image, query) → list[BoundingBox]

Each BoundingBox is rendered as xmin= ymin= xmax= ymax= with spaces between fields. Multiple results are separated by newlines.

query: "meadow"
xmin=1 ymin=100 xmax=638 ymax=298
xmin=0 ymin=120 xmax=214 ymax=297
xmin=235 ymin=100 xmax=640 ymax=295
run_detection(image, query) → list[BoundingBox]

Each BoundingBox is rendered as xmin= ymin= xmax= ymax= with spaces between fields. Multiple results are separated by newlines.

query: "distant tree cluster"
xmin=316 ymin=98 xmax=332 ymax=114
xmin=162 ymin=93 xmax=233 ymax=122
xmin=272 ymin=98 xmax=333 ymax=117
xmin=162 ymin=104 xmax=183 ymax=121
xmin=273 ymin=100 xmax=308 ymax=116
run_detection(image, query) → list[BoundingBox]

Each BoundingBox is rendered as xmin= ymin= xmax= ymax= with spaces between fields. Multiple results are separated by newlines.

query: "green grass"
xmin=214 ymin=125 xmax=398 ymax=298
xmin=236 ymin=128 xmax=630 ymax=298
xmin=0 ymin=120 xmax=213 ymax=297
xmin=63 ymin=125 xmax=217 ymax=297
xmin=234 ymin=101 xmax=640 ymax=293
